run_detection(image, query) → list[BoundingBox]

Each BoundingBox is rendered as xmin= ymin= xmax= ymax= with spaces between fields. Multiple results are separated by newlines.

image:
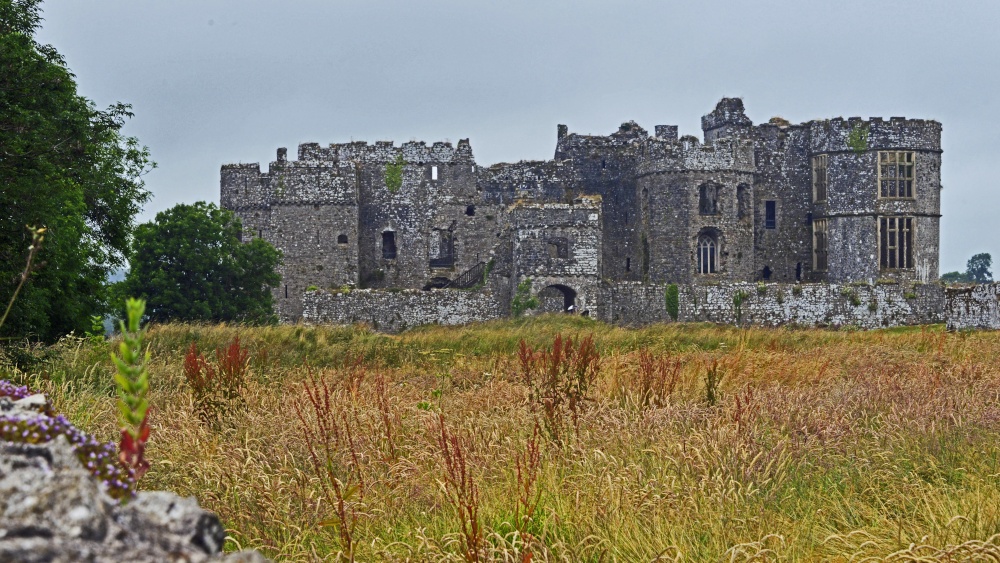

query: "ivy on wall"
xmin=385 ymin=154 xmax=405 ymax=193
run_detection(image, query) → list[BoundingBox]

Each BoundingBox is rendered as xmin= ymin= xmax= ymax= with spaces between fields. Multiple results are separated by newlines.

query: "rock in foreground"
xmin=0 ymin=395 xmax=267 ymax=562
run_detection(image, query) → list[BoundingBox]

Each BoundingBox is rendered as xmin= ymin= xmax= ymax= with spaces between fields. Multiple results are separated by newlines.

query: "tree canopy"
xmin=121 ymin=202 xmax=281 ymax=324
xmin=0 ymin=0 xmax=154 ymax=341
xmin=941 ymin=252 xmax=993 ymax=284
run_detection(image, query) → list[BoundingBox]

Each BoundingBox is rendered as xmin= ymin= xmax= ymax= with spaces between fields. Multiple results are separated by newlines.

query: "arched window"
xmin=337 ymin=234 xmax=348 ymax=244
xmin=697 ymin=233 xmax=717 ymax=274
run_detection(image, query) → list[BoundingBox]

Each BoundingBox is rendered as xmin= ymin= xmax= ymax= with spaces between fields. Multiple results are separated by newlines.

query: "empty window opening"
xmin=813 ymin=219 xmax=828 ymax=272
xmin=258 ymin=229 xmax=262 ymax=238
xmin=737 ymin=184 xmax=750 ymax=220
xmin=382 ymin=231 xmax=397 ymax=259
xmin=762 ymin=265 xmax=772 ymax=280
xmin=879 ymin=151 xmax=915 ymax=198
xmin=626 ymin=257 xmax=631 ymax=272
xmin=314 ymin=204 xmax=320 ymax=210
xmin=812 ymin=154 xmax=828 ymax=202
xmin=879 ymin=216 xmax=914 ymax=269
xmin=429 ymin=229 xmax=455 ymax=268
xmin=765 ymin=201 xmax=777 ymax=229
xmin=547 ymin=237 xmax=569 ymax=259
xmin=465 ymin=205 xmax=475 ymax=216
xmin=699 ymin=183 xmax=719 ymax=215
xmin=337 ymin=234 xmax=348 ymax=244
xmin=601 ymin=159 xmax=606 ymax=169
xmin=431 ymin=165 xmax=438 ymax=181
xmin=284 ymin=285 xmax=288 ymax=299
xmin=697 ymin=233 xmax=718 ymax=274
xmin=796 ymin=262 xmax=802 ymax=281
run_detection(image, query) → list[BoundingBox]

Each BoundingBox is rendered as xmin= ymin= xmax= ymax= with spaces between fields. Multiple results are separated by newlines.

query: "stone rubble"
xmin=0 ymin=395 xmax=269 ymax=563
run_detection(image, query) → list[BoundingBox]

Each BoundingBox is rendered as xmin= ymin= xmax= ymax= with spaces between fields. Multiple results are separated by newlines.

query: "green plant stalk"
xmin=0 ymin=226 xmax=45 ymax=334
xmin=112 ymin=298 xmax=150 ymax=438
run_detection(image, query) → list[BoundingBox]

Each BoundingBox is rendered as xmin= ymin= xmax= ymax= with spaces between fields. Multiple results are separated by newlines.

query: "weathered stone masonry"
xmin=222 ymin=97 xmax=958 ymax=330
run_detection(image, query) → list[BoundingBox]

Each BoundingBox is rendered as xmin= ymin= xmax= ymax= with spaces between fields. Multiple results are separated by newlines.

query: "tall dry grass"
xmin=4 ymin=316 xmax=1000 ymax=561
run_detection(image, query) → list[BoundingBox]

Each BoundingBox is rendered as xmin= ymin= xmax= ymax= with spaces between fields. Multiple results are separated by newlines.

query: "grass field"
xmin=5 ymin=315 xmax=1000 ymax=561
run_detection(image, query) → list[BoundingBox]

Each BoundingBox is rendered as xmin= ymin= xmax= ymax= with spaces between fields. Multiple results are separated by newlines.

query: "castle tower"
xmin=807 ymin=117 xmax=942 ymax=283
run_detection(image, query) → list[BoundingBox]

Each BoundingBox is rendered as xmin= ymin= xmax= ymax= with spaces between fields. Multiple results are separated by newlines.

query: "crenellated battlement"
xmin=292 ymin=138 xmax=476 ymax=164
xmin=807 ymin=116 xmax=942 ymax=154
xmin=635 ymin=136 xmax=756 ymax=176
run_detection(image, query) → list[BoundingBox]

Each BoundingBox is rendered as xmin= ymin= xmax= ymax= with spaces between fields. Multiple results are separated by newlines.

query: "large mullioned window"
xmin=879 ymin=151 xmax=915 ymax=198
xmin=812 ymin=154 xmax=828 ymax=202
xmin=879 ymin=216 xmax=913 ymax=270
xmin=812 ymin=218 xmax=828 ymax=272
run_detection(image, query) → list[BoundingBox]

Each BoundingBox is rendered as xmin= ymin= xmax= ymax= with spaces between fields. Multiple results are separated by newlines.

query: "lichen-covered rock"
xmin=0 ymin=411 xmax=268 ymax=562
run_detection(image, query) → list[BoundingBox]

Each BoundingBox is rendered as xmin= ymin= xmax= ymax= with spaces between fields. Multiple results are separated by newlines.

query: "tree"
xmin=965 ymin=253 xmax=993 ymax=284
xmin=940 ymin=253 xmax=993 ymax=284
xmin=122 ymin=203 xmax=281 ymax=324
xmin=0 ymin=0 xmax=154 ymax=341
xmin=940 ymin=271 xmax=968 ymax=284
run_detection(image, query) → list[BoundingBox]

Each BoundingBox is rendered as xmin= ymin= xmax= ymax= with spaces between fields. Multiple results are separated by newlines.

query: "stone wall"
xmin=598 ymin=281 xmax=946 ymax=328
xmin=945 ymin=283 xmax=1000 ymax=330
xmin=301 ymin=286 xmax=503 ymax=333
xmin=299 ymin=280 xmax=1000 ymax=333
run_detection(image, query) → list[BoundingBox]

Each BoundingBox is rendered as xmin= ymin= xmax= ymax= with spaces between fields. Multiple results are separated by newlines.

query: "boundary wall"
xmin=300 ymin=281 xmax=1000 ymax=332
xmin=597 ymin=282 xmax=945 ymax=328
xmin=946 ymin=283 xmax=1000 ymax=330
xmin=302 ymin=287 xmax=503 ymax=333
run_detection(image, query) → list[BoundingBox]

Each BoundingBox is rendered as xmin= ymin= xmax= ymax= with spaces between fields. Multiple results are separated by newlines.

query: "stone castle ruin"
xmin=219 ymin=98 xmax=982 ymax=330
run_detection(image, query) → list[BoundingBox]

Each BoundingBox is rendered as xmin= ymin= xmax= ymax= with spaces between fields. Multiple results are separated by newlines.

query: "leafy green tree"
xmin=940 ymin=253 xmax=993 ymax=284
xmin=122 ymin=203 xmax=281 ymax=324
xmin=965 ymin=252 xmax=993 ymax=284
xmin=0 ymin=0 xmax=154 ymax=341
xmin=940 ymin=271 xmax=968 ymax=284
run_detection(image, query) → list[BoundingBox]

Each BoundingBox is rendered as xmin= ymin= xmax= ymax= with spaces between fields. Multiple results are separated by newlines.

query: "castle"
xmin=220 ymin=98 xmax=943 ymax=326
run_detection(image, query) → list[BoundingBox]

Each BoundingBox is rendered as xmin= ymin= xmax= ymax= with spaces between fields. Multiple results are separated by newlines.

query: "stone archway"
xmin=537 ymin=284 xmax=578 ymax=313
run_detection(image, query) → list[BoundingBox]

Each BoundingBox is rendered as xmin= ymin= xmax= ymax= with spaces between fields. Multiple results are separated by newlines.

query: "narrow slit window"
xmin=765 ymin=201 xmax=777 ymax=229
xmin=431 ymin=165 xmax=438 ymax=181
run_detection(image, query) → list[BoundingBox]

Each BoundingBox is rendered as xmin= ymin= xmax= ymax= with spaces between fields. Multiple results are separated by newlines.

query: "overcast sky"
xmin=35 ymin=0 xmax=1000 ymax=273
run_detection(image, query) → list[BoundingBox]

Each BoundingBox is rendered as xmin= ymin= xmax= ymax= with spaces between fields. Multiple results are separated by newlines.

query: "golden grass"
xmin=6 ymin=316 xmax=1000 ymax=561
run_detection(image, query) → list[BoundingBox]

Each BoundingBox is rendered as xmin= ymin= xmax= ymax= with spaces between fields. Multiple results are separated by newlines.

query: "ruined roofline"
xmin=507 ymin=194 xmax=602 ymax=211
xmin=805 ymin=116 xmax=941 ymax=128
xmin=220 ymin=138 xmax=476 ymax=171
xmin=295 ymin=137 xmax=475 ymax=164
